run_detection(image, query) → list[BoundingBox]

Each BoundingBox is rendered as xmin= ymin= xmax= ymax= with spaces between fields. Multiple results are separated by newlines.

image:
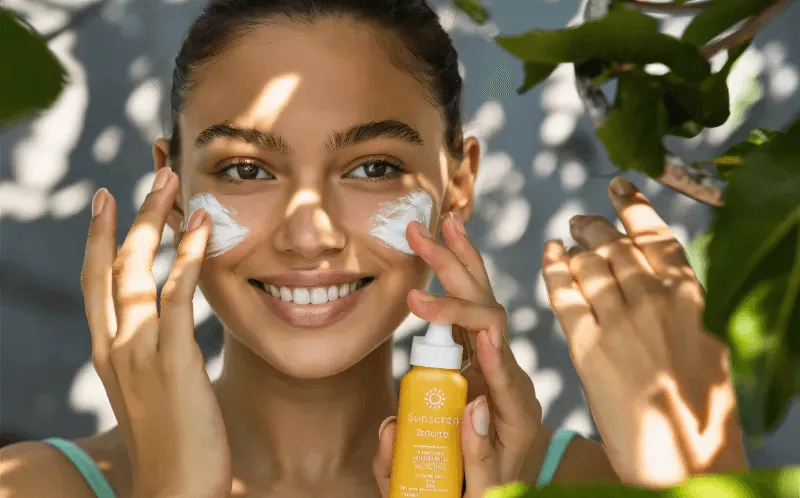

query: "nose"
xmin=273 ymin=188 xmax=347 ymax=260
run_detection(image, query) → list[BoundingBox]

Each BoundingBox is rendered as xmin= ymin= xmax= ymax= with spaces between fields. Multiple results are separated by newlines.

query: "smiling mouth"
xmin=248 ymin=277 xmax=375 ymax=304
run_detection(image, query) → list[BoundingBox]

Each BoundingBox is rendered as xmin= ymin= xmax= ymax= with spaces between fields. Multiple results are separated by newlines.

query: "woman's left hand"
xmin=372 ymin=213 xmax=542 ymax=496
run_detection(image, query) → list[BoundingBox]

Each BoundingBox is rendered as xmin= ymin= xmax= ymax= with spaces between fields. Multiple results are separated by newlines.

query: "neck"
xmin=214 ymin=330 xmax=396 ymax=487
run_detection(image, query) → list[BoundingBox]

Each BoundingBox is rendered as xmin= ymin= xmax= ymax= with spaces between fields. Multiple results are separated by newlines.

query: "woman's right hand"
xmin=81 ymin=167 xmax=231 ymax=498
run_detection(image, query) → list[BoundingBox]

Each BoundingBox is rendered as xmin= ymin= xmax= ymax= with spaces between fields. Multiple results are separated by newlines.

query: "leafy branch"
xmin=453 ymin=0 xmax=800 ymax=451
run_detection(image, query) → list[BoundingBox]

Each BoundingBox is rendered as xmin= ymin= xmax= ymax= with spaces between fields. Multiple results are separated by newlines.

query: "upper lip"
xmin=254 ymin=271 xmax=373 ymax=288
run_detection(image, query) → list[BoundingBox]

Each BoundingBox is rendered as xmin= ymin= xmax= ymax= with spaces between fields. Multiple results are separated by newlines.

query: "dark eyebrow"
xmin=327 ymin=120 xmax=424 ymax=151
xmin=194 ymin=122 xmax=293 ymax=154
xmin=193 ymin=119 xmax=423 ymax=154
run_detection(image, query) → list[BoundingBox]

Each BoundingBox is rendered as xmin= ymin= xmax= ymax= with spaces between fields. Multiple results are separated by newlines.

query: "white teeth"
xmin=263 ymin=279 xmax=369 ymax=303
xmin=327 ymin=286 xmax=338 ymax=301
xmin=293 ymin=288 xmax=312 ymax=305
xmin=311 ymin=287 xmax=329 ymax=304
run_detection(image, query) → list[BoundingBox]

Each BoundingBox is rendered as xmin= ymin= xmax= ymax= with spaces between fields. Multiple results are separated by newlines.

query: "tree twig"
xmin=622 ymin=0 xmax=713 ymax=12
xmin=702 ymin=0 xmax=791 ymax=58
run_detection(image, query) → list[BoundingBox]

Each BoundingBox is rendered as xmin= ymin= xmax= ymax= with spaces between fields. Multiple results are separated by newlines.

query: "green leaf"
xmin=683 ymin=0 xmax=773 ymax=48
xmin=663 ymin=42 xmax=750 ymax=138
xmin=713 ymin=128 xmax=783 ymax=179
xmin=685 ymin=232 xmax=713 ymax=289
xmin=453 ymin=0 xmax=490 ymax=25
xmin=488 ymin=467 xmax=800 ymax=497
xmin=495 ymin=7 xmax=710 ymax=81
xmin=704 ymin=116 xmax=800 ymax=436
xmin=596 ymin=70 xmax=668 ymax=177
xmin=0 ymin=8 xmax=67 ymax=126
xmin=517 ymin=62 xmax=558 ymax=94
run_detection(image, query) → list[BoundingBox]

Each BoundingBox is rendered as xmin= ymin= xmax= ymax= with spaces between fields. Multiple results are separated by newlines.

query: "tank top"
xmin=43 ymin=429 xmax=578 ymax=497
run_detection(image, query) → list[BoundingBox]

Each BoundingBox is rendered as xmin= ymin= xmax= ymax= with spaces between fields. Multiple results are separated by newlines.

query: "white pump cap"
xmin=409 ymin=322 xmax=463 ymax=370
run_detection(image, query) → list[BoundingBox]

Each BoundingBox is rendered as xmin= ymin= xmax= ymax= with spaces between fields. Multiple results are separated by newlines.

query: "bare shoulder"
xmin=0 ymin=429 xmax=131 ymax=498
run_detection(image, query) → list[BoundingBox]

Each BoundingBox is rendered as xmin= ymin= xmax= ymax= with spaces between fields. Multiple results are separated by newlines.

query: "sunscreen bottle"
xmin=389 ymin=323 xmax=468 ymax=498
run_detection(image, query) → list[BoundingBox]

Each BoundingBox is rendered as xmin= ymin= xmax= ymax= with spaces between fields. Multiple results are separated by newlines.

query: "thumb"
xmin=462 ymin=395 xmax=500 ymax=496
xmin=372 ymin=416 xmax=396 ymax=498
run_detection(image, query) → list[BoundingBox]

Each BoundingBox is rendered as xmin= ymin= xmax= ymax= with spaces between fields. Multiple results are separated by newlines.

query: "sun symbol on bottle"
xmin=424 ymin=388 xmax=446 ymax=409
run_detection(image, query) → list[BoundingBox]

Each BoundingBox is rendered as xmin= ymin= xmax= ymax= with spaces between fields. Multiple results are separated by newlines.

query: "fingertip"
xmin=187 ymin=208 xmax=208 ymax=232
xmin=542 ymin=239 xmax=566 ymax=265
xmin=378 ymin=416 xmax=396 ymax=443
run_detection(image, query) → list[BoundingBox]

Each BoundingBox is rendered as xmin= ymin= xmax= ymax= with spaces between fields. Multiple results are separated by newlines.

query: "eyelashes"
xmin=216 ymin=157 xmax=408 ymax=183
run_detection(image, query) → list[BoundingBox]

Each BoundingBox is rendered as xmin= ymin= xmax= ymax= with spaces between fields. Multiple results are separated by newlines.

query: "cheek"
xmin=348 ymin=188 xmax=434 ymax=255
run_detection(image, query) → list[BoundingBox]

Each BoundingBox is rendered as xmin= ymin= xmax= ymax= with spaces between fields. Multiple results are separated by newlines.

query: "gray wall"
xmin=1 ymin=0 xmax=798 ymax=467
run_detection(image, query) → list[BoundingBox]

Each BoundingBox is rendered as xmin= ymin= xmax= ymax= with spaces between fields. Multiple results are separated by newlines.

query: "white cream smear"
xmin=369 ymin=188 xmax=434 ymax=255
xmin=185 ymin=193 xmax=249 ymax=258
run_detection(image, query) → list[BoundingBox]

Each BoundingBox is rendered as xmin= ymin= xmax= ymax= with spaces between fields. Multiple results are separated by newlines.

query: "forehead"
xmin=180 ymin=18 xmax=443 ymax=147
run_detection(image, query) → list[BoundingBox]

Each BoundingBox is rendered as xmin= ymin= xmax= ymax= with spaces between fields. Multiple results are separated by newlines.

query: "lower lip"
xmin=254 ymin=281 xmax=371 ymax=328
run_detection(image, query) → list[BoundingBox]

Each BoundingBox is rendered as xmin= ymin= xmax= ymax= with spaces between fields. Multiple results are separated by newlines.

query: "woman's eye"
xmin=219 ymin=163 xmax=274 ymax=182
xmin=345 ymin=161 xmax=404 ymax=180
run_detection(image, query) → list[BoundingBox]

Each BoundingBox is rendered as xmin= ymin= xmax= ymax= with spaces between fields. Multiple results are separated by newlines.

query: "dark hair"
xmin=169 ymin=0 xmax=464 ymax=162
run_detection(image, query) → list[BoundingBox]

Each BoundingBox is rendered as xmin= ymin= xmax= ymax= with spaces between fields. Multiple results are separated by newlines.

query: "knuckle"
xmin=109 ymin=341 xmax=151 ymax=374
xmin=159 ymin=280 xmax=185 ymax=306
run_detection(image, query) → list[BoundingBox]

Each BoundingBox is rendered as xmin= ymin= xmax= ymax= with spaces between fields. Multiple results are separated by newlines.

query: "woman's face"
xmin=157 ymin=18 xmax=477 ymax=379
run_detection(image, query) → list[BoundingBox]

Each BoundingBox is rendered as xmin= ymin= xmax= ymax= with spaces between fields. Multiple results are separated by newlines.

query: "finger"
xmin=441 ymin=212 xmax=493 ymax=291
xmin=112 ymin=167 xmax=177 ymax=350
xmin=569 ymin=215 xmax=625 ymax=251
xmin=608 ymin=177 xmax=690 ymax=277
xmin=408 ymin=290 xmax=506 ymax=334
xmin=568 ymin=251 xmax=626 ymax=326
xmin=406 ymin=221 xmax=489 ymax=305
xmin=81 ymin=188 xmax=119 ymax=359
xmin=372 ymin=416 xmax=396 ymax=498
xmin=462 ymin=396 xmax=500 ymax=494
xmin=567 ymin=245 xmax=585 ymax=257
xmin=475 ymin=326 xmax=539 ymax=469
xmin=541 ymin=240 xmax=599 ymax=337
xmin=158 ymin=208 xmax=210 ymax=355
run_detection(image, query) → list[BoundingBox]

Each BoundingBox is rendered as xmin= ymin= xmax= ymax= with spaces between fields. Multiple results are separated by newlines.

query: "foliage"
xmin=454 ymin=0 xmax=800 ymax=443
xmin=484 ymin=467 xmax=800 ymax=498
xmin=0 ymin=8 xmax=67 ymax=126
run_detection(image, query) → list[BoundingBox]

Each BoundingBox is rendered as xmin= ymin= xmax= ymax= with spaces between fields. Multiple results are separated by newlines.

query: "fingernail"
xmin=489 ymin=326 xmax=503 ymax=350
xmin=188 ymin=209 xmax=206 ymax=231
xmin=91 ymin=188 xmax=108 ymax=217
xmin=378 ymin=416 xmax=396 ymax=440
xmin=610 ymin=176 xmax=634 ymax=197
xmin=417 ymin=223 xmax=433 ymax=239
xmin=450 ymin=212 xmax=467 ymax=237
xmin=151 ymin=167 xmax=172 ymax=192
xmin=417 ymin=290 xmax=436 ymax=303
xmin=471 ymin=397 xmax=490 ymax=437
xmin=569 ymin=215 xmax=582 ymax=227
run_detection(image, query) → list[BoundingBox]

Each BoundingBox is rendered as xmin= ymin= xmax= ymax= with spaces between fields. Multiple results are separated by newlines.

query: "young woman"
xmin=0 ymin=1 xmax=748 ymax=496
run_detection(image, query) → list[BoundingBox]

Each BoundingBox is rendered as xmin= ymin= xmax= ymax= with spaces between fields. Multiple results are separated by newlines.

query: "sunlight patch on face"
xmin=248 ymin=73 xmax=301 ymax=128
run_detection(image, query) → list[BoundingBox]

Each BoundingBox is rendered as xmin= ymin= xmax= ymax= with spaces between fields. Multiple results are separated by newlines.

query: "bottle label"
xmin=390 ymin=373 xmax=467 ymax=498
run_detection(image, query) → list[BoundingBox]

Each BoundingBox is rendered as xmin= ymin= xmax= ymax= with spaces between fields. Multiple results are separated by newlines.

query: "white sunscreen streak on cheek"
xmin=185 ymin=193 xmax=249 ymax=259
xmin=369 ymin=188 xmax=433 ymax=255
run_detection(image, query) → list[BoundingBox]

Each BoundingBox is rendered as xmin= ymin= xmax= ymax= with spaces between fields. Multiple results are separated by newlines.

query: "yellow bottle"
xmin=390 ymin=323 xmax=468 ymax=498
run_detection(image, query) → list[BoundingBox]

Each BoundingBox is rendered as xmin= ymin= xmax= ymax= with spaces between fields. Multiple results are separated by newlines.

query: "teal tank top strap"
xmin=536 ymin=429 xmax=579 ymax=487
xmin=43 ymin=437 xmax=116 ymax=498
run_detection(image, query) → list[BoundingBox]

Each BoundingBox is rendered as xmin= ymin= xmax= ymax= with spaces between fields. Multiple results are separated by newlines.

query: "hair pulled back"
xmin=169 ymin=0 xmax=464 ymax=161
